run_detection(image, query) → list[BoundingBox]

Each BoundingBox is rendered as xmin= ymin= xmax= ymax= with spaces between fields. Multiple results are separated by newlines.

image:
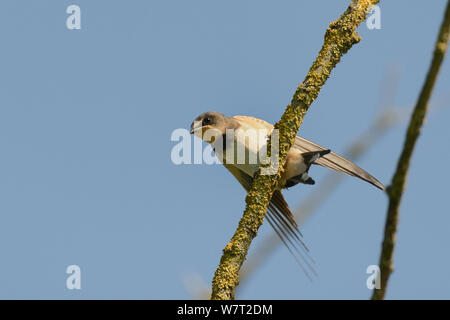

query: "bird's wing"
xmin=232 ymin=115 xmax=274 ymax=131
xmin=294 ymin=136 xmax=385 ymax=190
xmin=223 ymin=163 xmax=316 ymax=279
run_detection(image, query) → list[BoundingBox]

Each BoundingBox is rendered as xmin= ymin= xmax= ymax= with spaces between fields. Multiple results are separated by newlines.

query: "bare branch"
xmin=372 ymin=0 xmax=450 ymax=300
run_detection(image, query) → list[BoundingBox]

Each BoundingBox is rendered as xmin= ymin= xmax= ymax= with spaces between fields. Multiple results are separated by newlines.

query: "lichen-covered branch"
xmin=237 ymin=108 xmax=400 ymax=291
xmin=372 ymin=0 xmax=450 ymax=300
xmin=210 ymin=0 xmax=380 ymax=300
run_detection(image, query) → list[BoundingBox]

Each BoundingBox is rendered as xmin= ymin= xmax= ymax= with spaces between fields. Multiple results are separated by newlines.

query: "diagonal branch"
xmin=211 ymin=0 xmax=380 ymax=300
xmin=372 ymin=0 xmax=450 ymax=300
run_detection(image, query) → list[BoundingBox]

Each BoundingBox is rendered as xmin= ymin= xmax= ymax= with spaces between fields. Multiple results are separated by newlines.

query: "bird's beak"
xmin=190 ymin=121 xmax=201 ymax=134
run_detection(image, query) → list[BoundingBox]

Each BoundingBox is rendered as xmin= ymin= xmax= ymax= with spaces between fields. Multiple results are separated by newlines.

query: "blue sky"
xmin=0 ymin=0 xmax=449 ymax=299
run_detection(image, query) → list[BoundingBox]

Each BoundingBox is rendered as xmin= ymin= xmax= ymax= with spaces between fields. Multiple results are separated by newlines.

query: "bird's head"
xmin=190 ymin=111 xmax=235 ymax=143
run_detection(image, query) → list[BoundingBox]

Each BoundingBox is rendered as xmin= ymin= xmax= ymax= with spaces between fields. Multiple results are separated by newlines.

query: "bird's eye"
xmin=202 ymin=117 xmax=212 ymax=126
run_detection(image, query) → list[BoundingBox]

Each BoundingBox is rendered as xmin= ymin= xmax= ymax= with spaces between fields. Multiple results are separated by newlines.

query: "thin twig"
xmin=210 ymin=0 xmax=380 ymax=300
xmin=372 ymin=0 xmax=450 ymax=300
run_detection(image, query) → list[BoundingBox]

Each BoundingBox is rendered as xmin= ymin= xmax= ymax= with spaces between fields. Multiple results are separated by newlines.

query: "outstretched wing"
xmin=294 ymin=136 xmax=385 ymax=190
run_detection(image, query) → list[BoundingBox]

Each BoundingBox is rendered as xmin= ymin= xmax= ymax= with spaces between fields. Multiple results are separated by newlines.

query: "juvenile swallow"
xmin=190 ymin=111 xmax=384 ymax=278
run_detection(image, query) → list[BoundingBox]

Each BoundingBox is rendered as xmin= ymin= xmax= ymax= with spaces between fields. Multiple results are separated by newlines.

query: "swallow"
xmin=190 ymin=111 xmax=385 ymax=279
